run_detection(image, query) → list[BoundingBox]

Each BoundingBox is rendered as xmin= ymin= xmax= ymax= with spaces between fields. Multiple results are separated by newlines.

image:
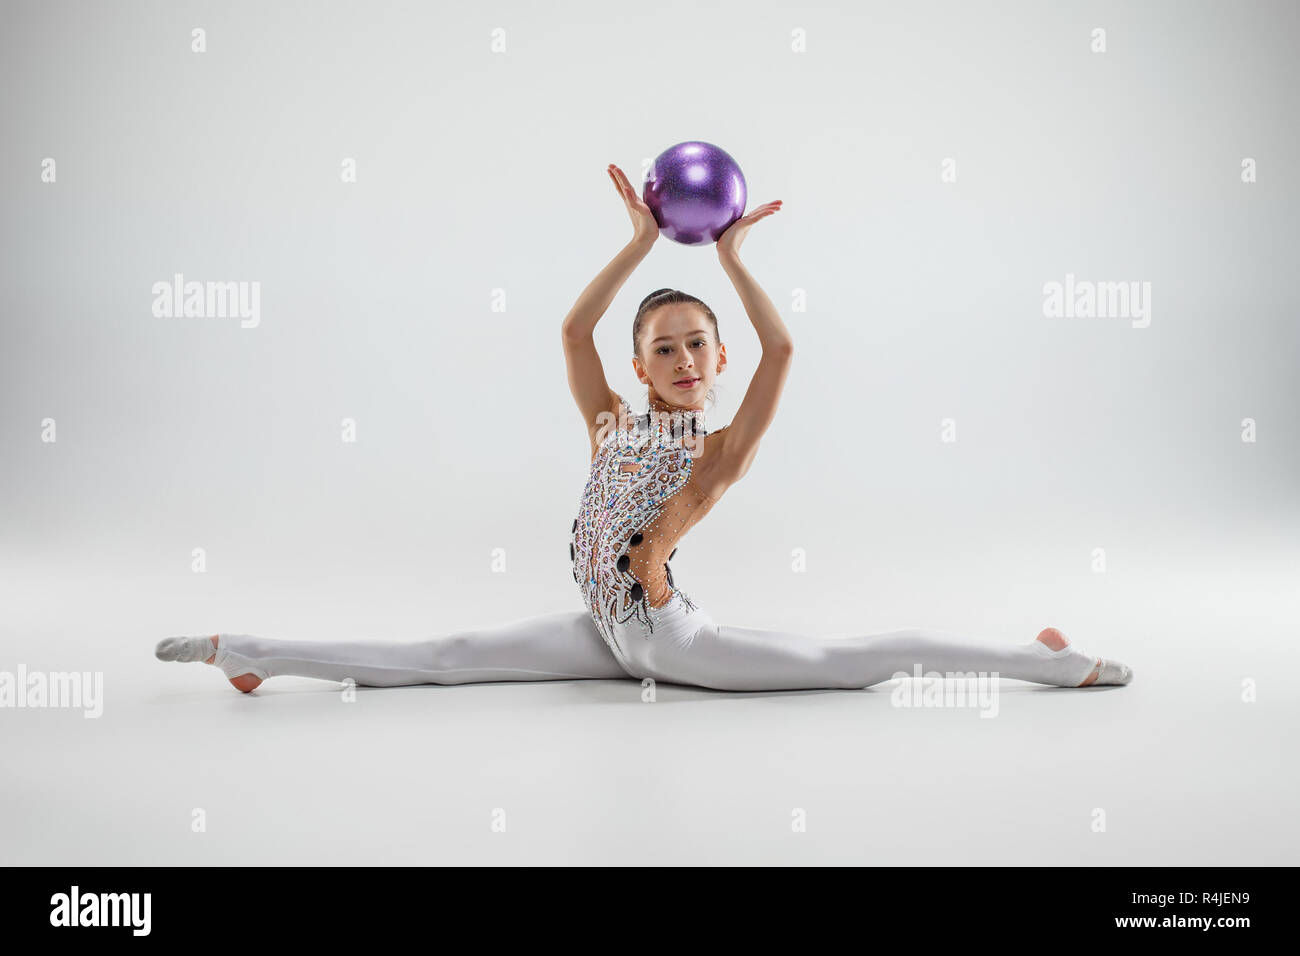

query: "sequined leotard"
xmin=569 ymin=394 xmax=722 ymax=671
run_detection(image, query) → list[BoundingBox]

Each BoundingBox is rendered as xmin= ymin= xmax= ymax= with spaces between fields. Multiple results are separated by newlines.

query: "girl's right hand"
xmin=608 ymin=164 xmax=659 ymax=246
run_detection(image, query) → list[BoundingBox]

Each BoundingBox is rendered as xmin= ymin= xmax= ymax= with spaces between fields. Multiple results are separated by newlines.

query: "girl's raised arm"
xmin=561 ymin=165 xmax=659 ymax=452
xmin=710 ymin=201 xmax=792 ymax=486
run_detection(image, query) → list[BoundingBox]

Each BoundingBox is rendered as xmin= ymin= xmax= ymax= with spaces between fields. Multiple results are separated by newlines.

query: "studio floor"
xmin=4 ymin=545 xmax=1296 ymax=866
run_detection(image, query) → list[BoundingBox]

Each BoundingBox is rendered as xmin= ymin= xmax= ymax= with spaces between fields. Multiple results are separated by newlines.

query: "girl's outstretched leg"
xmin=628 ymin=612 xmax=1133 ymax=692
xmin=157 ymin=610 xmax=629 ymax=690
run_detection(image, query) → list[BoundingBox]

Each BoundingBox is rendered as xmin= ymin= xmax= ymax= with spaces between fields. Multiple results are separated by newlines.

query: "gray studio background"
xmin=2 ymin=0 xmax=1297 ymax=865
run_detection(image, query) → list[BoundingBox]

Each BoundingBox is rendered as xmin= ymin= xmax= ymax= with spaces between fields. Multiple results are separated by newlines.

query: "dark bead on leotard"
xmin=569 ymin=543 xmax=574 ymax=561
xmin=630 ymin=532 xmax=643 ymax=546
xmin=669 ymin=548 xmax=677 ymax=560
xmin=630 ymin=581 xmax=643 ymax=602
xmin=665 ymin=564 xmax=674 ymax=587
xmin=572 ymin=519 xmax=577 ymax=533
xmin=617 ymin=554 xmax=630 ymax=572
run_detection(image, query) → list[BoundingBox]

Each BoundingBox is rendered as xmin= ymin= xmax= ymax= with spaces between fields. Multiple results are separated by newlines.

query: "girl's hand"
xmin=608 ymin=164 xmax=659 ymax=246
xmin=716 ymin=200 xmax=783 ymax=260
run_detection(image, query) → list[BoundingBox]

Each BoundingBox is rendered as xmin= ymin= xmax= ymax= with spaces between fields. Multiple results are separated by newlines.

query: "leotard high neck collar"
xmin=647 ymin=394 xmax=704 ymax=415
xmin=641 ymin=395 xmax=708 ymax=437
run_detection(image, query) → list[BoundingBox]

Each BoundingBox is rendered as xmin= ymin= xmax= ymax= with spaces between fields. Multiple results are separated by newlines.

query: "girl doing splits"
xmin=157 ymin=164 xmax=1133 ymax=694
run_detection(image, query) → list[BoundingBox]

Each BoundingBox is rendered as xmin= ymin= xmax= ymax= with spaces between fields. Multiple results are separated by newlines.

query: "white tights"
xmin=212 ymin=599 xmax=1104 ymax=690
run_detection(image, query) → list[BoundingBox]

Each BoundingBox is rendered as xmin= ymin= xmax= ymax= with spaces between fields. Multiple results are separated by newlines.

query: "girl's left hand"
xmin=716 ymin=200 xmax=783 ymax=259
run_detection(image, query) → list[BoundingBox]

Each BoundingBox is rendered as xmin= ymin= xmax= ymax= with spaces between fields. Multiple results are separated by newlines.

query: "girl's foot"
xmin=1034 ymin=627 xmax=1133 ymax=686
xmin=155 ymin=635 xmax=264 ymax=693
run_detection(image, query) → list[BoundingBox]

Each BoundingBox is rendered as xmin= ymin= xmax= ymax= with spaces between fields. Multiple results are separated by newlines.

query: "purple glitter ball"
xmin=642 ymin=141 xmax=747 ymax=246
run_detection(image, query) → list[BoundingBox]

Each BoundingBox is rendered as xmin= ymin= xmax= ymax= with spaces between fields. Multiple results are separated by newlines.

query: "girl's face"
xmin=633 ymin=304 xmax=725 ymax=408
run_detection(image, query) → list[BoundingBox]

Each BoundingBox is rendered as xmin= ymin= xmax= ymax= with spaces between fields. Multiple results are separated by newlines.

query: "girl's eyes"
xmin=657 ymin=340 xmax=706 ymax=354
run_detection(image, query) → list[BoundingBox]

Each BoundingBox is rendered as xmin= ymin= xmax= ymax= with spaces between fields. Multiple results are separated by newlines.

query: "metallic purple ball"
xmin=643 ymin=141 xmax=747 ymax=246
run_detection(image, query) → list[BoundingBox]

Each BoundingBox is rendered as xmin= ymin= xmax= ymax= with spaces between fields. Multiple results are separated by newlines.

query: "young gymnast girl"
xmin=156 ymin=163 xmax=1133 ymax=694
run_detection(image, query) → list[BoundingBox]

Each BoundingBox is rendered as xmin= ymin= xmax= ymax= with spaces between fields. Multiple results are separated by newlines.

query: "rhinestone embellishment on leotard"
xmin=570 ymin=397 xmax=708 ymax=668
